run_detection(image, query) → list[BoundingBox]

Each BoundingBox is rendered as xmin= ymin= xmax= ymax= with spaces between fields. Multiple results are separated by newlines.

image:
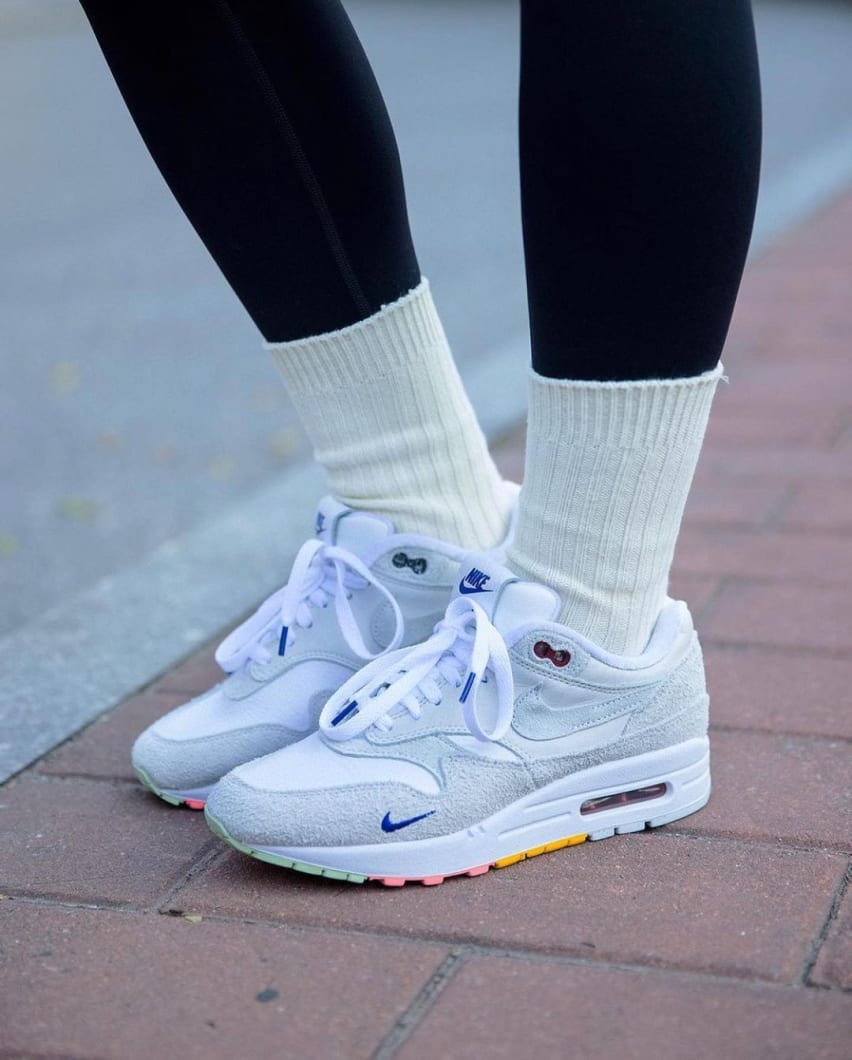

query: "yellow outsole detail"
xmin=494 ymin=832 xmax=588 ymax=869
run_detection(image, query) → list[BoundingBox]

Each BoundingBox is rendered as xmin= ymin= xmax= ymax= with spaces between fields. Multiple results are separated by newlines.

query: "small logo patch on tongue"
xmin=458 ymin=567 xmax=493 ymax=595
xmin=314 ymin=511 xmax=327 ymax=536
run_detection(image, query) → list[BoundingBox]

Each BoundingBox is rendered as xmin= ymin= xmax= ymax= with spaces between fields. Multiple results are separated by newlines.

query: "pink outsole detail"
xmin=183 ymin=799 xmax=206 ymax=811
xmin=370 ymin=862 xmax=493 ymax=887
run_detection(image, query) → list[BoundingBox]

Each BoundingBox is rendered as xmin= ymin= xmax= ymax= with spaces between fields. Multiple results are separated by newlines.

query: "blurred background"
xmin=2 ymin=0 xmax=852 ymax=637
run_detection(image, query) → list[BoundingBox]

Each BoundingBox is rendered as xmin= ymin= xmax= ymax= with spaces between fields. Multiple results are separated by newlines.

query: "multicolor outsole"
xmin=205 ymin=810 xmax=590 ymax=886
xmin=134 ymin=766 xmax=206 ymax=811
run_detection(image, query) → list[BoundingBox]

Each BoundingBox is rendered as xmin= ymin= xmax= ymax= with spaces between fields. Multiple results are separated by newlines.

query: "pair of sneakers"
xmin=134 ymin=495 xmax=710 ymax=886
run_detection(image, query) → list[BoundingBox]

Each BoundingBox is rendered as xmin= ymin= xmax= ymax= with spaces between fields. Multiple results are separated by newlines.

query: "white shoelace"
xmin=319 ymin=596 xmax=514 ymax=744
xmin=214 ymin=539 xmax=404 ymax=674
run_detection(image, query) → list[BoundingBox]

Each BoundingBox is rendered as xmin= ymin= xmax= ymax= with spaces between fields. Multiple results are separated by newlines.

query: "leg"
xmin=80 ymin=0 xmax=419 ymax=340
xmin=80 ymin=0 xmax=513 ymax=546
xmin=199 ymin=3 xmax=764 ymax=883
xmin=519 ymin=0 xmax=761 ymax=382
xmin=104 ymin=2 xmax=519 ymax=807
xmin=511 ymin=0 xmax=762 ymax=653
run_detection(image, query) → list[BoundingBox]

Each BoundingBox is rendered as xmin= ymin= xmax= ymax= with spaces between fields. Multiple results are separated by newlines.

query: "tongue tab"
xmin=312 ymin=496 xmax=394 ymax=554
xmin=454 ymin=552 xmax=560 ymax=633
xmin=312 ymin=496 xmax=349 ymax=543
xmin=455 ymin=555 xmax=516 ymax=613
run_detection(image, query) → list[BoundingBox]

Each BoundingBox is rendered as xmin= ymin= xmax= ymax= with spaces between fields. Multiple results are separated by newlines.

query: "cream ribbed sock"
xmin=267 ymin=279 xmax=512 ymax=548
xmin=508 ymin=365 xmax=723 ymax=655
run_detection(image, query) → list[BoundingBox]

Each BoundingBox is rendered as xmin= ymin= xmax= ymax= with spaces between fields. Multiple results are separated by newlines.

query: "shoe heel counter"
xmin=625 ymin=635 xmax=709 ymax=743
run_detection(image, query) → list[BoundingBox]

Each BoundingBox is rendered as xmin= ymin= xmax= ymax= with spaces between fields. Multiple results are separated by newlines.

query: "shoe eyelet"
xmin=533 ymin=640 xmax=571 ymax=668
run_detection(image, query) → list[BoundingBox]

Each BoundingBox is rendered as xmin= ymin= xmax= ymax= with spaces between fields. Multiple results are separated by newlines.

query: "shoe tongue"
xmin=452 ymin=553 xmax=560 ymax=633
xmin=313 ymin=496 xmax=394 ymax=554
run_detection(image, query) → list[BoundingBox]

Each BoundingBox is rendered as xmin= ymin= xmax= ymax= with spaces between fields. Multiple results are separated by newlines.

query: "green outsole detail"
xmin=134 ymin=765 xmax=193 ymax=808
xmin=134 ymin=765 xmax=176 ymax=804
xmin=204 ymin=811 xmax=367 ymax=884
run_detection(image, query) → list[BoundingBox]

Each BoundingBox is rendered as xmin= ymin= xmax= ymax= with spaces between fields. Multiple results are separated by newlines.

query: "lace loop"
xmin=214 ymin=539 xmax=403 ymax=674
xmin=319 ymin=596 xmax=514 ymax=744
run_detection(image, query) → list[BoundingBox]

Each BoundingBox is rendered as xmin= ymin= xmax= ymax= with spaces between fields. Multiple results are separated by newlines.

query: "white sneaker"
xmin=132 ymin=496 xmax=514 ymax=808
xmin=205 ymin=553 xmax=711 ymax=884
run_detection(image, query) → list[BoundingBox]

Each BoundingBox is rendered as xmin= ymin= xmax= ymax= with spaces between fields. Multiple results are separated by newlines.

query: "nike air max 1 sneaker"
xmin=205 ymin=553 xmax=711 ymax=884
xmin=132 ymin=496 xmax=513 ymax=809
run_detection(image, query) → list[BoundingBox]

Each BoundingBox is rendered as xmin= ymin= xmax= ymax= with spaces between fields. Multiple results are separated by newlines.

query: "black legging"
xmin=79 ymin=0 xmax=761 ymax=381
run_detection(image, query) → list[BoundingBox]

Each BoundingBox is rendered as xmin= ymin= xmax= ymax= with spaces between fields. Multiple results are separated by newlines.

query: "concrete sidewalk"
xmin=2 ymin=191 xmax=851 ymax=1057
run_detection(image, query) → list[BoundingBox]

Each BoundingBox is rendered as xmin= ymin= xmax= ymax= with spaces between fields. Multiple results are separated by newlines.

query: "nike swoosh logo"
xmin=381 ymin=810 xmax=435 ymax=833
xmin=458 ymin=582 xmax=493 ymax=595
xmin=511 ymin=684 xmax=657 ymax=742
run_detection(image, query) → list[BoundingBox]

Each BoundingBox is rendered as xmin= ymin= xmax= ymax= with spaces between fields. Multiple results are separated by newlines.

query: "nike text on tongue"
xmin=458 ymin=567 xmax=493 ymax=594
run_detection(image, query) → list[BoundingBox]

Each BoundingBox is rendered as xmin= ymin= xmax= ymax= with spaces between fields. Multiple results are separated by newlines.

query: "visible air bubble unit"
xmin=579 ymin=782 xmax=667 ymax=816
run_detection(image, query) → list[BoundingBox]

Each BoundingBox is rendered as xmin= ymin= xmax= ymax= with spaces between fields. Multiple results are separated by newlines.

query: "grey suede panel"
xmin=622 ymin=638 xmax=706 ymax=737
xmin=205 ymin=755 xmax=533 ymax=847
xmin=132 ymin=724 xmax=300 ymax=790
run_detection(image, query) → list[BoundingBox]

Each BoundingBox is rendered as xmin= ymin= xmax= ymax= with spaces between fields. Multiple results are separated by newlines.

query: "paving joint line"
xmin=828 ymin=409 xmax=852 ymax=449
xmin=706 ymin=722 xmax=852 ymax=744
xmin=661 ymin=827 xmax=851 ymax=858
xmin=153 ymin=843 xmax=231 ymax=916
xmin=701 ymin=638 xmax=852 ymax=660
xmin=15 ymin=772 xmax=140 ymax=790
xmin=370 ymin=949 xmax=469 ymax=1060
xmin=690 ymin=574 xmax=730 ymax=625
xmin=800 ymin=858 xmax=852 ymax=987
xmin=0 ymin=1053 xmax=104 ymax=1060
xmin=0 ymin=892 xmax=143 ymax=914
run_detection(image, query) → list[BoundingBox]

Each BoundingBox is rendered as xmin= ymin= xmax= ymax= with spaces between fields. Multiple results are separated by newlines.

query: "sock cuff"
xmin=527 ymin=363 xmax=724 ymax=448
xmin=266 ymin=278 xmax=448 ymax=397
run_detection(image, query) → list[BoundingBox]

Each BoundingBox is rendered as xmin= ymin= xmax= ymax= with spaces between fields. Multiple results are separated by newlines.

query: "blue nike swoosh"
xmin=381 ymin=810 xmax=436 ymax=833
xmin=458 ymin=582 xmax=493 ymax=595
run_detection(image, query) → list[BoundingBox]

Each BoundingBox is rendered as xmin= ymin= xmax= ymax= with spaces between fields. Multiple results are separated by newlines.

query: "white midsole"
xmin=252 ymin=736 xmax=711 ymax=878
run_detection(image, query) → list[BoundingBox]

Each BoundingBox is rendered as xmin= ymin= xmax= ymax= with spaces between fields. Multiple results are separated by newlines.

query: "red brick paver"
xmin=4 ymin=190 xmax=852 ymax=1057
xmin=704 ymin=646 xmax=852 ymax=739
xmin=399 ymin=957 xmax=852 ymax=1060
xmin=0 ymin=902 xmax=448 ymax=1060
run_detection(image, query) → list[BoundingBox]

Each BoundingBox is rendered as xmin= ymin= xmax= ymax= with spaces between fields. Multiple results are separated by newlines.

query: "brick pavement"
xmin=2 ymin=192 xmax=851 ymax=1059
